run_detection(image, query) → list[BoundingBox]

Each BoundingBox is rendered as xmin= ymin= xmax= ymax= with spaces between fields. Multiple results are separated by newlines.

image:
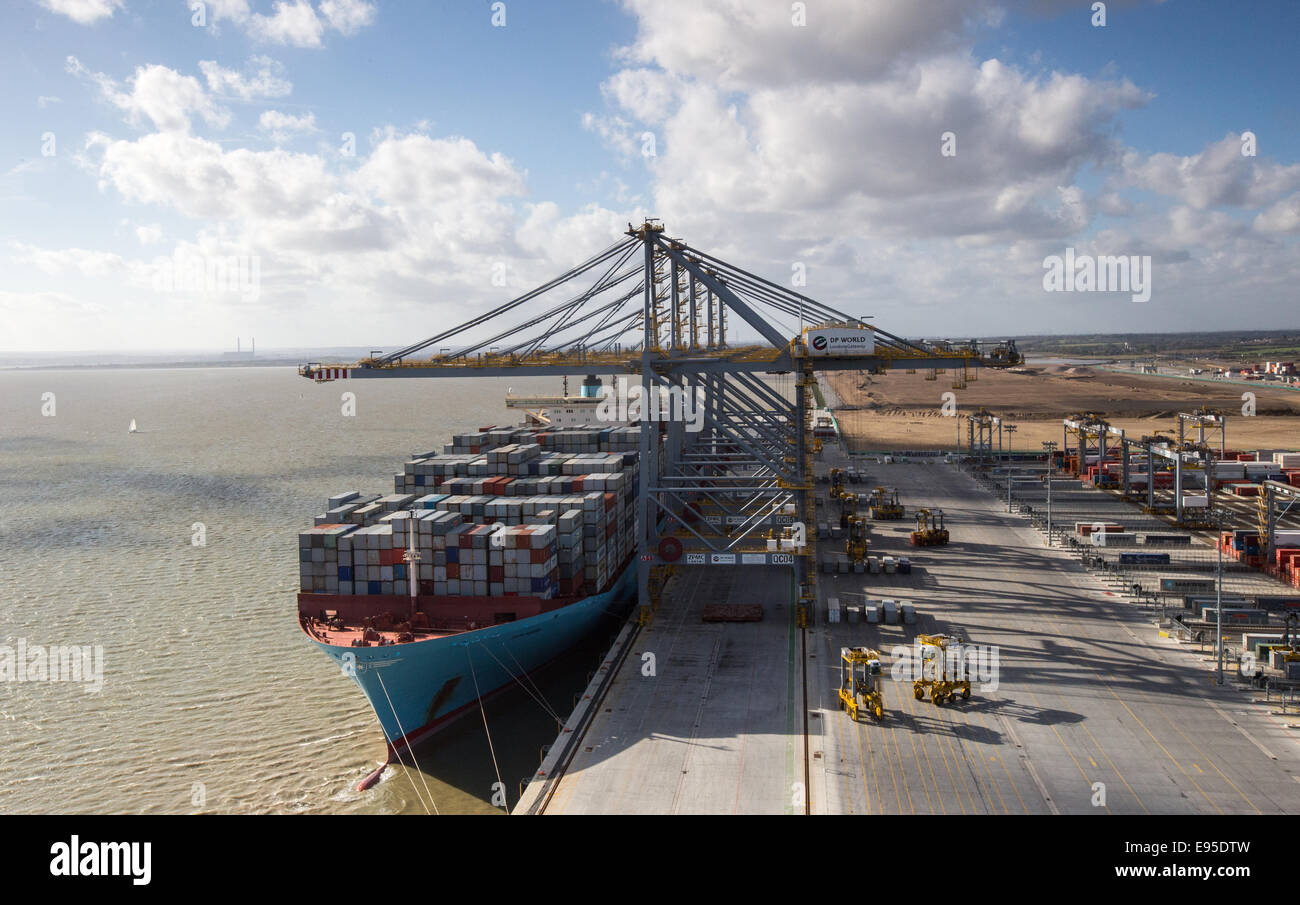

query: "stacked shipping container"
xmin=299 ymin=425 xmax=639 ymax=600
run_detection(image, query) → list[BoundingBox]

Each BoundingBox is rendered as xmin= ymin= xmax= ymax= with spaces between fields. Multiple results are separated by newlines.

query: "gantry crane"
xmin=1177 ymin=406 xmax=1226 ymax=458
xmin=299 ymin=220 xmax=1025 ymax=621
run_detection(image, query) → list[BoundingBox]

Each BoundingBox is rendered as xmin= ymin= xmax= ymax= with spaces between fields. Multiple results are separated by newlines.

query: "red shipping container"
xmin=447 ymin=563 xmax=459 ymax=578
xmin=604 ymin=492 xmax=616 ymax=511
xmin=489 ymin=566 xmax=503 ymax=581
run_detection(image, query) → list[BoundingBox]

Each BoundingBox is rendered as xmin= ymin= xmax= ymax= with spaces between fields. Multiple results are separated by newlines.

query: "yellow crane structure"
xmin=912 ymin=634 xmax=971 ymax=706
xmin=829 ymin=467 xmax=857 ymax=529
xmin=839 ymin=647 xmax=885 ymax=721
xmin=910 ymin=508 xmax=949 ymax=546
xmin=868 ymin=486 xmax=904 ymax=519
xmin=845 ymin=514 xmax=869 ymax=563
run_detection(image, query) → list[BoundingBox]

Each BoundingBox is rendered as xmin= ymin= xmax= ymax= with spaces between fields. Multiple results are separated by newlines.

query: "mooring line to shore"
xmin=466 ymin=645 xmax=508 ymax=815
xmin=375 ymin=671 xmax=439 ymax=815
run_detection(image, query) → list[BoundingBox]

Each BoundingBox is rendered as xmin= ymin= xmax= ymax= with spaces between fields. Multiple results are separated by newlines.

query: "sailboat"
xmin=128 ymin=419 xmax=138 ymax=433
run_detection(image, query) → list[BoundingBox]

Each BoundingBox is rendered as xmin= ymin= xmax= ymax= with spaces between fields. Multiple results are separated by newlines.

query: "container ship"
xmin=297 ymin=423 xmax=640 ymax=788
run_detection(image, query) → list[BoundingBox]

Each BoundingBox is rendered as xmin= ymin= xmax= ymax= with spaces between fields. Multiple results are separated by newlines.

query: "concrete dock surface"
xmin=525 ymin=457 xmax=1300 ymax=814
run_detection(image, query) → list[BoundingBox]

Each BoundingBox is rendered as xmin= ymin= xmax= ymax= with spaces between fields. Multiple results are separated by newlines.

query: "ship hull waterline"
xmin=307 ymin=560 xmax=637 ymax=791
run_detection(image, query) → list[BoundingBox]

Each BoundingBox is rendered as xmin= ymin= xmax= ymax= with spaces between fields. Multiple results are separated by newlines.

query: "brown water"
xmin=0 ymin=366 xmax=616 ymax=814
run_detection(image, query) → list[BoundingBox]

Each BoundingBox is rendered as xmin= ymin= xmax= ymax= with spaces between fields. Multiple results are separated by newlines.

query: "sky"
xmin=1 ymin=0 xmax=1298 ymax=352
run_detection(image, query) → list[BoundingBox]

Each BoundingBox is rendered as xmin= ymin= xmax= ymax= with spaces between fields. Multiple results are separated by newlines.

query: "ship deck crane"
xmin=300 ymin=221 xmax=1026 ymax=621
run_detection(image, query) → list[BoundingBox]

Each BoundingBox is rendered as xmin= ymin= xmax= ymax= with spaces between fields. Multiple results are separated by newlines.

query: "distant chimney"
xmin=237 ymin=337 xmax=241 ymax=353
xmin=251 ymin=337 xmax=254 ymax=357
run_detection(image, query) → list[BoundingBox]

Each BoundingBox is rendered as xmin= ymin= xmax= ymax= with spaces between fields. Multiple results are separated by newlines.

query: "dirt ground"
xmin=821 ymin=363 xmax=1300 ymax=452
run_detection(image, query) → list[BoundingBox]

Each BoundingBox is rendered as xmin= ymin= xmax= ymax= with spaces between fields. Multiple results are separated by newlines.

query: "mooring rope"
xmin=479 ymin=643 xmax=562 ymax=725
xmin=466 ymin=644 xmax=508 ymax=814
xmin=375 ymin=670 xmax=439 ymax=815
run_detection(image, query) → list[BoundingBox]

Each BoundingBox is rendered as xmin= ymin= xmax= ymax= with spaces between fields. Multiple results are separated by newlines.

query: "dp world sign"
xmin=805 ymin=327 xmax=875 ymax=357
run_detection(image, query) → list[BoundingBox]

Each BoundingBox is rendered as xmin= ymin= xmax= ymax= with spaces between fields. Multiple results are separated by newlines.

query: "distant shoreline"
xmin=0 ymin=359 xmax=306 ymax=372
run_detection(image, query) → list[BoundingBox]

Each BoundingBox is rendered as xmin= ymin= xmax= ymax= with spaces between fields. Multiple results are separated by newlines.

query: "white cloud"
xmin=38 ymin=0 xmax=123 ymax=25
xmin=319 ymin=0 xmax=375 ymax=34
xmin=69 ymin=119 xmax=625 ymax=330
xmin=28 ymin=0 xmax=1299 ymax=347
xmin=1121 ymin=134 xmax=1300 ymax=210
xmin=201 ymin=0 xmax=252 ymax=23
xmin=15 ymin=243 xmax=130 ymax=278
xmin=68 ymin=56 xmax=230 ymax=132
xmin=90 ymin=130 xmax=333 ymax=220
xmin=188 ymin=0 xmax=375 ymax=46
xmin=259 ymin=109 xmax=318 ymax=143
xmin=615 ymin=0 xmax=974 ymax=91
xmin=199 ymin=57 xmax=293 ymax=99
xmin=578 ymin=0 xmax=1298 ymax=334
xmin=1254 ymin=192 xmax=1300 ymax=234
xmin=251 ymin=0 xmax=325 ymax=47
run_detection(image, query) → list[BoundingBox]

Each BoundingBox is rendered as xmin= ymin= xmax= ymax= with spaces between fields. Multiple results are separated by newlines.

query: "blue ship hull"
xmin=310 ymin=561 xmax=636 ymax=773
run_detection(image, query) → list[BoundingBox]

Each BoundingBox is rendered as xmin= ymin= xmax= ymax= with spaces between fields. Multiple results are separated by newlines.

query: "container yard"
xmin=517 ymin=446 xmax=1300 ymax=814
